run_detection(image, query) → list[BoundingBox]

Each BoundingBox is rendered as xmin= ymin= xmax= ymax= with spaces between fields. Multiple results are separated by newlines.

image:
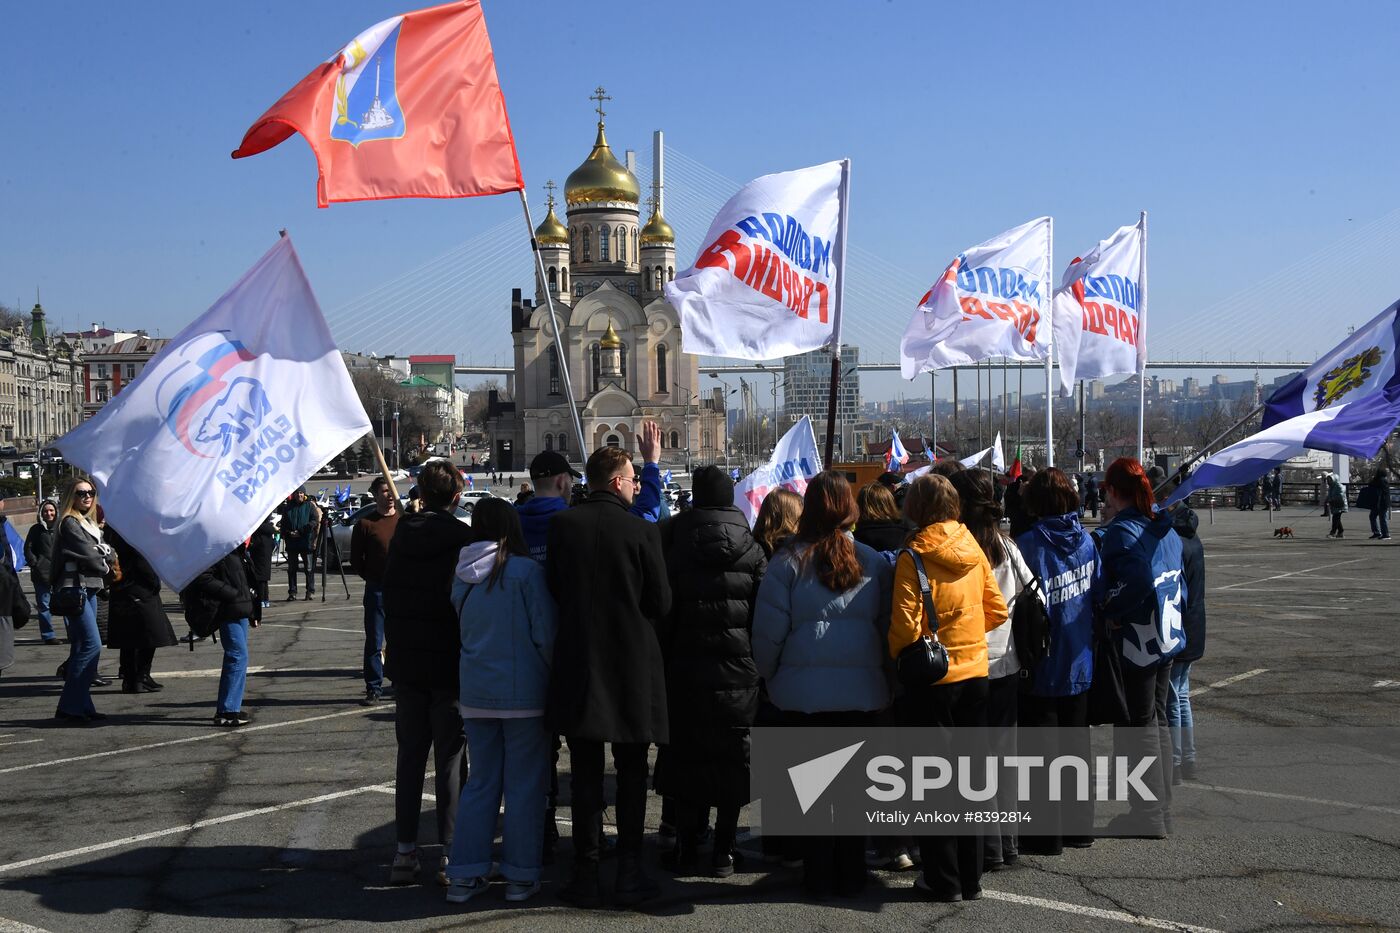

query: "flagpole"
xmin=1045 ymin=216 xmax=1055 ymax=467
xmin=367 ymin=433 xmax=399 ymax=500
xmin=1002 ymin=357 xmax=1008 ymax=455
xmin=953 ymin=367 xmax=959 ymax=453
xmin=1136 ymin=210 xmax=1149 ymax=464
xmin=1153 ymin=401 xmax=1265 ymax=498
xmin=519 ymin=189 xmax=587 ymax=458
xmin=822 ymin=158 xmax=852 ymax=467
xmin=930 ymin=371 xmax=937 ymax=461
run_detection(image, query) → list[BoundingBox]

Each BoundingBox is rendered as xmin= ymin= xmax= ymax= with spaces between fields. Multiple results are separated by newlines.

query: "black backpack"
xmin=1010 ymin=559 xmax=1052 ymax=675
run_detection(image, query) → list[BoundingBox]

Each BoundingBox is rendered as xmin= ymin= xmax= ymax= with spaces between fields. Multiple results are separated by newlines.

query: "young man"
xmin=350 ymin=476 xmax=400 ymax=706
xmin=545 ymin=446 xmax=672 ymax=908
xmin=381 ymin=460 xmax=472 ymax=887
xmin=278 ymin=488 xmax=320 ymax=600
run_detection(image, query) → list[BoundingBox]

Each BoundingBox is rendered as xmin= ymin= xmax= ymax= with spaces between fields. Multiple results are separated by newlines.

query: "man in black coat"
xmin=381 ymin=460 xmax=472 ymax=886
xmin=545 ymin=445 xmax=672 ymax=908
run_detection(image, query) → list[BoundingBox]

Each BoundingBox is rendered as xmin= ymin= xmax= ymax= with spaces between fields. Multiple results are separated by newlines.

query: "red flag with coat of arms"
xmin=232 ymin=1 xmax=523 ymax=207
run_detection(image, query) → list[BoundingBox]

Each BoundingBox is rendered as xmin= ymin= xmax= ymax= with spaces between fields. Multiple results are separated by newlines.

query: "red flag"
xmin=233 ymin=1 xmax=523 ymax=207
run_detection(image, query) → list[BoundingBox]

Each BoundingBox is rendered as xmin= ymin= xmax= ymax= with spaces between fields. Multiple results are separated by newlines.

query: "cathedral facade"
xmin=487 ymin=97 xmax=726 ymax=471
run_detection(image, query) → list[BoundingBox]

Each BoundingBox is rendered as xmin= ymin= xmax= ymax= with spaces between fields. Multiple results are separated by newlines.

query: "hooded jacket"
xmin=450 ymin=541 xmax=558 ymax=712
xmin=24 ymin=519 xmax=53 ymax=583
xmin=516 ymin=495 xmax=570 ymax=562
xmin=1171 ymin=507 xmax=1206 ymax=663
xmin=382 ymin=508 xmax=475 ymax=688
xmin=889 ymin=521 xmax=1008 ymax=685
xmin=988 ymin=539 xmax=1030 ymax=680
xmin=854 ymin=518 xmax=912 ymax=555
xmin=1097 ymin=506 xmax=1187 ymax=668
xmin=1015 ymin=513 xmax=1100 ymax=696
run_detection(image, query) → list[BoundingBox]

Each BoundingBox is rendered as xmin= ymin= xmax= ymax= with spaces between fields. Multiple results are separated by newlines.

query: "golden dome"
xmin=639 ymin=205 xmax=675 ymax=246
xmin=565 ymin=124 xmax=640 ymax=206
xmin=534 ymin=197 xmax=568 ymax=246
xmin=600 ymin=317 xmax=623 ymax=349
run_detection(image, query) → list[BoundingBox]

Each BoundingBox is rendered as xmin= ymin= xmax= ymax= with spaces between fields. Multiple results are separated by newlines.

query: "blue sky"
xmin=4 ymin=0 xmax=1399 ymax=403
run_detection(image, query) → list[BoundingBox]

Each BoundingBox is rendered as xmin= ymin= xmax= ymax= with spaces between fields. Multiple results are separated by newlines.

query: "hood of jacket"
xmin=1026 ymin=512 xmax=1089 ymax=556
xmin=908 ymin=520 xmax=983 ymax=575
xmin=1172 ymin=506 xmax=1199 ymax=539
xmin=516 ymin=494 xmax=568 ymax=531
xmin=391 ymin=509 xmax=471 ymax=561
xmin=456 ymin=540 xmax=499 ymax=584
xmin=679 ymin=506 xmax=755 ymax=568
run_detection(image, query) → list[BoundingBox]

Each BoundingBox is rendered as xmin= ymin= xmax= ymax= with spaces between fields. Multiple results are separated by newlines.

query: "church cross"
xmin=590 ymin=86 xmax=611 ymax=123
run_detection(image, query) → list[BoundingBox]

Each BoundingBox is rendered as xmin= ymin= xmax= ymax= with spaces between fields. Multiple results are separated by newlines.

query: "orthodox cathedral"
xmin=486 ymin=91 xmax=726 ymax=471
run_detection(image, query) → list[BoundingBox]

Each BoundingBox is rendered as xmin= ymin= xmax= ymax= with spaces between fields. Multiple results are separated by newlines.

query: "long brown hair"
xmin=949 ymin=469 xmax=1007 ymax=566
xmin=1104 ymin=457 xmax=1155 ymax=516
xmin=754 ymin=488 xmax=802 ymax=556
xmin=797 ymin=471 xmax=862 ymax=592
xmin=468 ymin=498 xmax=530 ymax=590
xmin=856 ymin=482 xmax=901 ymax=523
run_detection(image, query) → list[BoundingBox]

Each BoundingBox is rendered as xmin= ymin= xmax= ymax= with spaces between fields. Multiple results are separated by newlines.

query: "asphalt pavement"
xmin=1 ymin=505 xmax=1397 ymax=932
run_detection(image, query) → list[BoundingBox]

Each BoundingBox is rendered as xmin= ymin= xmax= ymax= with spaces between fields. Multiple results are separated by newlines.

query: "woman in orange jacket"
xmin=888 ymin=473 xmax=1008 ymax=904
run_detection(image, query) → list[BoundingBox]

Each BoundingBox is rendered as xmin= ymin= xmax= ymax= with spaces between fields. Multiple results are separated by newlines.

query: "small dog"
xmin=1274 ymin=526 xmax=1295 ymax=538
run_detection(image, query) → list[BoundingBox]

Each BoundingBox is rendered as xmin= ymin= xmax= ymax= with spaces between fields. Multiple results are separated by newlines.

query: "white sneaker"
xmin=505 ymin=879 xmax=541 ymax=902
xmin=445 ymin=876 xmax=490 ymax=903
xmin=436 ymin=855 xmax=449 ymax=887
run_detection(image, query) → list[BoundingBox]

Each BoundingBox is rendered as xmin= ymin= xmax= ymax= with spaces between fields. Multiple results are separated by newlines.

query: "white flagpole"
xmin=1045 ymin=216 xmax=1055 ymax=467
xmin=822 ymin=158 xmax=852 ymax=466
xmin=1136 ymin=210 xmax=1148 ymax=464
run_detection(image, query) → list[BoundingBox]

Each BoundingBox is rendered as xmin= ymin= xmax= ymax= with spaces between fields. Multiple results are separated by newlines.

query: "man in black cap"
xmin=517 ymin=450 xmax=582 ymax=563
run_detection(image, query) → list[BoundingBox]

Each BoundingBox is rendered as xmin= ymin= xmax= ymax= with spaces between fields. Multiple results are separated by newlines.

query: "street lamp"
xmin=34 ymin=364 xmax=61 ymax=507
xmin=755 ymin=362 xmax=781 ymax=453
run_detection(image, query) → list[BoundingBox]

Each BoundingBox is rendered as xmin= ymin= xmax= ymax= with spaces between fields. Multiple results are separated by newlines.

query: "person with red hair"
xmin=1096 ymin=458 xmax=1187 ymax=838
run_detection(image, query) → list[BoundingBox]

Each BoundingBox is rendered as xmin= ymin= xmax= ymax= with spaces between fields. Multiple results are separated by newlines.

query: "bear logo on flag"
xmin=1314 ymin=346 xmax=1383 ymax=410
xmin=157 ymin=334 xmax=270 ymax=459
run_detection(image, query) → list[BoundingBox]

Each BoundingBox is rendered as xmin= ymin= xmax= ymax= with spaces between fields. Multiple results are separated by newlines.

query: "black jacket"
xmin=545 ymin=492 xmax=673 ymax=743
xmin=382 ymin=508 xmax=474 ymax=689
xmin=183 ymin=546 xmax=258 ymax=635
xmin=106 ymin=529 xmax=178 ymax=650
xmin=0 ymin=564 xmax=32 ymax=672
xmin=854 ymin=518 xmax=912 ymax=554
xmin=1172 ymin=507 xmax=1207 ymax=662
xmin=248 ymin=516 xmax=277 ymax=583
xmin=24 ymin=521 xmax=53 ymax=583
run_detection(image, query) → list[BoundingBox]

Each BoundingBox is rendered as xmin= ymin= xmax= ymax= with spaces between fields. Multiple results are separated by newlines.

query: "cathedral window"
xmin=656 ymin=344 xmax=668 ymax=395
xmin=670 ymin=430 xmax=680 ymax=449
xmin=582 ymin=227 xmax=591 ymax=261
xmin=627 ymin=281 xmax=637 ymax=296
xmin=599 ymin=226 xmax=610 ymax=262
xmin=544 ymin=433 xmax=554 ymax=452
xmin=591 ymin=343 xmax=600 ymax=393
xmin=558 ymin=432 xmax=567 ymax=453
xmin=616 ymin=226 xmax=628 ymax=263
xmin=548 ymin=345 xmax=560 ymax=395
xmin=606 ymin=434 xmax=621 ymax=448
xmin=703 ymin=430 xmax=712 ymax=449
xmin=547 ymin=267 xmax=558 ymax=293
xmin=561 ymin=267 xmax=568 ymax=290
xmin=619 ymin=345 xmax=629 ymax=391
xmin=668 ymin=266 xmax=675 ymax=281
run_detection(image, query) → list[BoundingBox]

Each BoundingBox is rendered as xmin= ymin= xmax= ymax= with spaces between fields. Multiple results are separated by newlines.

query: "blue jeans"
xmin=56 ymin=590 xmax=100 ymax=716
xmin=446 ymin=716 xmax=551 ymax=883
xmin=362 ymin=583 xmax=385 ymax=694
xmin=218 ymin=618 xmax=250 ymax=713
xmin=1370 ymin=506 xmax=1390 ymax=538
xmin=34 ymin=582 xmax=57 ymax=641
xmin=1167 ymin=659 xmax=1195 ymax=766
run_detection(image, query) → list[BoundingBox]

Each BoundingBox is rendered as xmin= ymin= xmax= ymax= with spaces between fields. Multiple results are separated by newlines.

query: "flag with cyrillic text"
xmin=667 ymin=161 xmax=846 ymax=359
xmin=54 ymin=237 xmax=372 ymax=589
xmin=900 ymin=217 xmax=1052 ymax=378
xmin=1052 ymin=219 xmax=1145 ymax=395
xmin=734 ymin=417 xmax=822 ymax=526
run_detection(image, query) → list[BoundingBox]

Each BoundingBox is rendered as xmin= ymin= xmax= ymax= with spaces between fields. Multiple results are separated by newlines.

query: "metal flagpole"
xmin=1136 ymin=210 xmax=1149 ymax=463
xmin=976 ymin=360 xmax=984 ymax=451
xmin=1002 ymin=357 xmax=1008 ymax=455
xmin=952 ymin=367 xmax=959 ymax=452
xmin=1016 ymin=365 xmax=1023 ymax=463
xmin=930 ymin=371 xmax=937 ymax=461
xmin=1045 ymin=216 xmax=1055 ymax=467
xmin=822 ymin=159 xmax=852 ymax=468
xmin=519 ymin=189 xmax=587 ymax=456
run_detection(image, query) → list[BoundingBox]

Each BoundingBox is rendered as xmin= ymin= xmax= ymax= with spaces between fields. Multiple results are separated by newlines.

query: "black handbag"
xmin=895 ymin=548 xmax=950 ymax=689
xmin=51 ymin=568 xmax=84 ymax=617
xmin=1087 ymin=632 xmax=1131 ymax=726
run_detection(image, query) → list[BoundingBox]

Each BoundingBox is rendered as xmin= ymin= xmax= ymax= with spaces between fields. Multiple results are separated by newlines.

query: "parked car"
xmin=0 ymin=445 xmax=17 ymax=458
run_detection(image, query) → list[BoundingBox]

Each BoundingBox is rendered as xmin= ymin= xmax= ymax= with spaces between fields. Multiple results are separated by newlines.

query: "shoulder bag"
xmin=51 ymin=567 xmax=84 ymax=617
xmin=895 ymin=548 xmax=949 ymax=690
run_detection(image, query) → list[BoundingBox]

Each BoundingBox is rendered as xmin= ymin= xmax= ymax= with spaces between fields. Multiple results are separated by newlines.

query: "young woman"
xmin=854 ymin=482 xmax=911 ymax=554
xmin=889 ymin=474 xmax=1007 ymax=903
xmin=752 ymin=472 xmax=892 ymax=899
xmin=24 ymin=501 xmax=59 ymax=644
xmin=50 ymin=478 xmax=114 ymax=724
xmin=105 ymin=527 xmax=178 ymax=694
xmin=444 ymin=498 xmax=558 ymax=905
xmin=752 ymin=487 xmax=802 ymax=559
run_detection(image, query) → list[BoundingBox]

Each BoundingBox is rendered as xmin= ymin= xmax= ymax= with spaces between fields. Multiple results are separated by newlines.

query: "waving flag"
xmin=5 ymin=522 xmax=25 ymax=571
xmin=662 ymin=469 xmax=673 ymax=485
xmin=54 ymin=237 xmax=372 ymax=589
xmin=667 ymin=161 xmax=849 ymax=359
xmin=232 ymin=1 xmax=522 ymax=207
xmin=886 ymin=428 xmax=909 ymax=472
xmin=959 ymin=445 xmax=994 ymax=469
xmin=900 ymin=217 xmax=1053 ymax=377
xmin=1052 ymin=218 xmax=1146 ymax=395
xmin=734 ymin=417 xmax=822 ymax=526
xmin=1166 ymin=300 xmax=1400 ymax=507
xmin=730 ymin=468 xmax=742 ymax=481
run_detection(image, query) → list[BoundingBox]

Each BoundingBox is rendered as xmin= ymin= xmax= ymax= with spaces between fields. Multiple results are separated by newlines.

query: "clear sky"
xmin=5 ymin=0 xmax=1399 ymax=404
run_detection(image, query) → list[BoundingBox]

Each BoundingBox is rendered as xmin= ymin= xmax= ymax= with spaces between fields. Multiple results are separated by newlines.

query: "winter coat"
xmin=854 ymin=518 xmax=912 ymax=555
xmin=654 ymin=505 xmax=767 ymax=807
xmin=890 ymin=521 xmax=1008 ymax=685
xmin=280 ymin=499 xmax=320 ymax=552
xmin=544 ymin=491 xmax=673 ymax=743
xmin=24 ymin=520 xmax=53 ymax=584
xmin=1366 ymin=474 xmax=1390 ymax=512
xmin=1015 ymin=513 xmax=1100 ymax=696
xmin=105 ymin=529 xmax=177 ymax=650
xmin=1097 ymin=506 xmax=1187 ymax=668
xmin=247 ymin=517 xmax=277 ymax=583
xmin=184 ymin=546 xmax=257 ymax=631
xmin=382 ymin=508 xmax=474 ymax=689
xmin=516 ymin=495 xmax=569 ymax=562
xmin=49 ymin=516 xmax=110 ymax=590
xmin=0 ymin=564 xmax=32 ymax=672
xmin=752 ymin=538 xmax=893 ymax=714
xmin=1172 ymin=507 xmax=1207 ymax=663
xmin=1325 ymin=476 xmax=1348 ymax=512
xmin=1005 ymin=482 xmax=1033 ymax=538
xmin=450 ymin=542 xmax=558 ymax=712
xmin=987 ymin=538 xmax=1030 ymax=680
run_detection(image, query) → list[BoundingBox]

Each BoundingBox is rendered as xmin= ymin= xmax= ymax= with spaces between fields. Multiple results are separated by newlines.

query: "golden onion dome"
xmin=565 ymin=124 xmax=640 ymax=206
xmin=534 ymin=198 xmax=568 ymax=246
xmin=639 ymin=206 xmax=675 ymax=246
xmin=600 ymin=317 xmax=623 ymax=349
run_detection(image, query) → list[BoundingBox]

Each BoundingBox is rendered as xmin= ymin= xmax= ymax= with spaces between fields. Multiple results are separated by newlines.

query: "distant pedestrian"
xmin=183 ymin=544 xmax=260 ymax=726
xmin=351 ymin=476 xmax=400 ymax=706
xmin=105 ymin=527 xmax=177 ymax=695
xmin=24 ymin=500 xmax=59 ymax=644
xmin=515 ymin=482 xmax=533 ymax=505
xmin=1366 ymin=469 xmax=1390 ymax=540
xmin=278 ymin=488 xmax=320 ymax=599
xmin=247 ymin=514 xmax=276 ymax=609
xmin=1324 ymin=473 xmax=1347 ymax=538
xmin=51 ymin=479 xmax=113 ymax=725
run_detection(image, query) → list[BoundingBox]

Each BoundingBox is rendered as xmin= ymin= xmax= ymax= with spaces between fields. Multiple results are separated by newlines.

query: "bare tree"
xmin=0 ymin=303 xmax=28 ymax=332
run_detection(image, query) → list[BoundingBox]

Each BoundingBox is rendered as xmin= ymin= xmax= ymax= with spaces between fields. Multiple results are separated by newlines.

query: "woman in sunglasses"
xmin=51 ymin=478 xmax=115 ymax=724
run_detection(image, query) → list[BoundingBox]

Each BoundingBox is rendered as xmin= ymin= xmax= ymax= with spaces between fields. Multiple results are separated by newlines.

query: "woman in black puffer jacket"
xmin=655 ymin=465 xmax=767 ymax=877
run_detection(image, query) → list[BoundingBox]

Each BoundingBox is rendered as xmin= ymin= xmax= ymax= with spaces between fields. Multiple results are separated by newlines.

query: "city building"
xmin=79 ymin=334 xmax=169 ymax=420
xmin=783 ymin=344 xmax=861 ymax=457
xmin=1 ymin=303 xmax=83 ymax=447
xmin=485 ymin=95 xmax=726 ymax=471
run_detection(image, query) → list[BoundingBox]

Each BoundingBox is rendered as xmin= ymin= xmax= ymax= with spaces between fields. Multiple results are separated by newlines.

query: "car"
xmin=326 ymin=500 xmax=471 ymax=572
xmin=460 ymin=489 xmax=498 ymax=505
xmin=0 ymin=445 xmax=17 ymax=458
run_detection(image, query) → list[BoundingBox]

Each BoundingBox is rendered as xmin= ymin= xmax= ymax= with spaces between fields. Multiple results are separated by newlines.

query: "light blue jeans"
xmin=34 ymin=582 xmax=57 ymax=641
xmin=56 ymin=590 xmax=100 ymax=716
xmin=217 ymin=619 xmax=250 ymax=713
xmin=446 ymin=716 xmax=551 ymax=883
xmin=1167 ymin=659 xmax=1195 ymax=766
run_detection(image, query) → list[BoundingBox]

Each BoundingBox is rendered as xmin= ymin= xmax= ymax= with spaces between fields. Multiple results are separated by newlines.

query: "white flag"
xmin=959 ymin=445 xmax=995 ymax=468
xmin=991 ymin=432 xmax=1006 ymax=472
xmin=54 ymin=237 xmax=372 ymax=590
xmin=666 ymin=161 xmax=847 ymax=359
xmin=733 ymin=416 xmax=822 ymax=526
xmin=900 ymin=216 xmax=1052 ymax=378
xmin=1051 ymin=218 xmax=1145 ymax=395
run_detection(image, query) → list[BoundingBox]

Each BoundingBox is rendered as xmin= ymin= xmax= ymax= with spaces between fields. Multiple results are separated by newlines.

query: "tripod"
xmin=314 ymin=507 xmax=352 ymax=601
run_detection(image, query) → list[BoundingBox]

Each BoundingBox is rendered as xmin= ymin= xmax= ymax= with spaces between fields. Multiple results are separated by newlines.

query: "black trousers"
xmin=566 ymin=738 xmax=649 ymax=864
xmin=118 ymin=646 xmax=155 ymax=682
xmin=982 ymin=673 xmax=1019 ymax=866
xmin=393 ymin=683 xmax=466 ymax=847
xmin=1017 ymin=690 xmax=1093 ymax=851
xmin=286 ymin=547 xmax=316 ymax=594
xmin=1116 ymin=662 xmax=1172 ymax=827
xmin=901 ymin=678 xmax=987 ymax=900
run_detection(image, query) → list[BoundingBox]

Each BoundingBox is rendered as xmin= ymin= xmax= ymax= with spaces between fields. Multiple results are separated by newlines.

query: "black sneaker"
xmin=285 ymin=593 xmax=299 ymax=602
xmin=214 ymin=709 xmax=251 ymax=727
xmin=359 ymin=691 xmax=382 ymax=707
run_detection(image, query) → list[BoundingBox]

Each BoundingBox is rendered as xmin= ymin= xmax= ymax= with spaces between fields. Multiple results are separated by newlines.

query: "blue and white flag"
xmin=730 ymin=468 xmax=741 ymax=481
xmin=886 ymin=427 xmax=909 ymax=473
xmin=734 ymin=416 xmax=822 ymax=526
xmin=5 ymin=522 xmax=25 ymax=571
xmin=1166 ymin=300 xmax=1400 ymax=507
xmin=53 ymin=236 xmax=372 ymax=589
xmin=662 ymin=469 xmax=673 ymax=486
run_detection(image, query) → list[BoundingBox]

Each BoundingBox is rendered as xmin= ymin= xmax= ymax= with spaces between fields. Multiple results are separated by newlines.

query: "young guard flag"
xmin=900 ymin=217 xmax=1053 ymax=378
xmin=734 ymin=417 xmax=823 ymax=526
xmin=53 ymin=237 xmax=373 ymax=589
xmin=232 ymin=1 xmax=523 ymax=207
xmin=1052 ymin=218 xmax=1146 ymax=395
xmin=666 ymin=161 xmax=848 ymax=359
xmin=1165 ymin=300 xmax=1400 ymax=507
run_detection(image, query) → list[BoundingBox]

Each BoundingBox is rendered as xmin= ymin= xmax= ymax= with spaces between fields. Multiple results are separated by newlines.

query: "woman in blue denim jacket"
xmin=444 ymin=499 xmax=558 ymax=905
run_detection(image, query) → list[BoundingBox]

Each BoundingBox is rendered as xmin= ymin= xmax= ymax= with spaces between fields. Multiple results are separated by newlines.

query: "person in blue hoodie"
xmin=1014 ymin=468 xmax=1101 ymax=854
xmin=443 ymin=498 xmax=558 ymax=906
xmin=1097 ymin=458 xmax=1187 ymax=838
